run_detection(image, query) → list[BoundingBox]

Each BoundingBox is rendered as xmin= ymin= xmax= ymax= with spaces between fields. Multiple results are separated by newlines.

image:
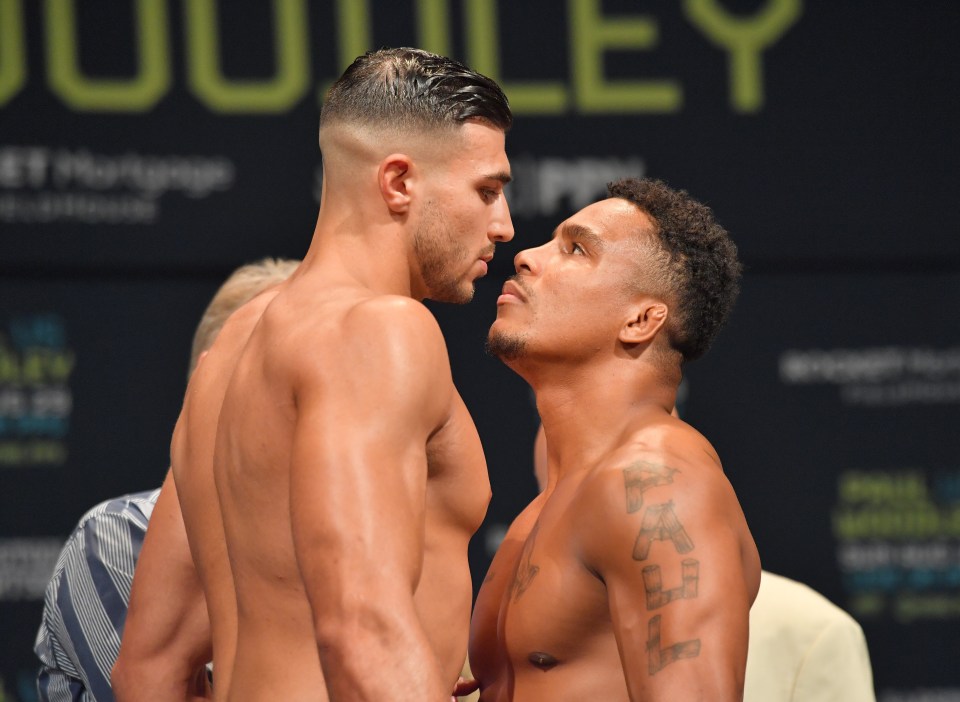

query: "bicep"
xmin=289 ymin=307 xmax=452 ymax=610
xmin=589 ymin=475 xmax=750 ymax=700
xmin=289 ymin=398 xmax=430 ymax=591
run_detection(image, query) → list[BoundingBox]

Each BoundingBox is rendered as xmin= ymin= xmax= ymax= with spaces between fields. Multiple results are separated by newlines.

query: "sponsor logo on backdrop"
xmin=0 ymin=315 xmax=73 ymax=467
xmin=0 ymin=146 xmax=235 ymax=224
xmin=505 ymin=155 xmax=646 ymax=219
xmin=0 ymin=0 xmax=801 ymax=115
xmin=779 ymin=346 xmax=960 ymax=406
xmin=833 ymin=469 xmax=960 ymax=623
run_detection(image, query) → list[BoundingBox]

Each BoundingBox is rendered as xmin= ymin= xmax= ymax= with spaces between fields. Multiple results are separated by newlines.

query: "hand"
xmin=451 ymin=676 xmax=479 ymax=700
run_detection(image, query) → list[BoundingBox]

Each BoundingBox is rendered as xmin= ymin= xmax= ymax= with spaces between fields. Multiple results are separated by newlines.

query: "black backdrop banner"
xmin=1 ymin=2 xmax=958 ymax=700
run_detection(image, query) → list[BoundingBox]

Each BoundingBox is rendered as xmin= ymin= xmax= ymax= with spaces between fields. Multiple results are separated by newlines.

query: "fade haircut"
xmin=188 ymin=258 xmax=300 ymax=378
xmin=608 ymin=178 xmax=741 ymax=362
xmin=319 ymin=47 xmax=512 ymax=135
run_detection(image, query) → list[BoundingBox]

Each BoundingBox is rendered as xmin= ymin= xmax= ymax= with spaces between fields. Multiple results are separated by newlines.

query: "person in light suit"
xmin=744 ymin=570 xmax=875 ymax=702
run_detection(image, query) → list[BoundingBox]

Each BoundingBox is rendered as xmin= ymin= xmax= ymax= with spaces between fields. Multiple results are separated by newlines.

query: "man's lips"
xmin=499 ymin=279 xmax=527 ymax=303
xmin=476 ymin=249 xmax=495 ymax=277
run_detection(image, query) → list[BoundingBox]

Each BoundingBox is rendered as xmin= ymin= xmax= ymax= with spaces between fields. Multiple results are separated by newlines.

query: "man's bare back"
xmin=114 ymin=260 xmax=299 ymax=702
xmin=214 ymin=275 xmax=490 ymax=700
xmin=471 ymin=415 xmax=759 ymax=701
xmin=169 ymin=287 xmax=283 ymax=699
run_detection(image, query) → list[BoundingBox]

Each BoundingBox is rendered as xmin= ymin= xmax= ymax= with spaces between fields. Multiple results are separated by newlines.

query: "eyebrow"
xmin=556 ymin=223 xmax=605 ymax=251
xmin=484 ymin=171 xmax=512 ymax=185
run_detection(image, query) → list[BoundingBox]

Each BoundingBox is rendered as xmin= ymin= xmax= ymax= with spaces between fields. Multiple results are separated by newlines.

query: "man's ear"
xmin=620 ymin=299 xmax=668 ymax=345
xmin=378 ymin=153 xmax=414 ymax=213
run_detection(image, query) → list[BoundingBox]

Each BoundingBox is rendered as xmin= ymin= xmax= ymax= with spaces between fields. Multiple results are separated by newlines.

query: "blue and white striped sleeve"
xmin=35 ymin=490 xmax=159 ymax=702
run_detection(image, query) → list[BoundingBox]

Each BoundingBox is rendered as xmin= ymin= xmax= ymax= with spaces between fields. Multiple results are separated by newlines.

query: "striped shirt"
xmin=34 ymin=489 xmax=160 ymax=702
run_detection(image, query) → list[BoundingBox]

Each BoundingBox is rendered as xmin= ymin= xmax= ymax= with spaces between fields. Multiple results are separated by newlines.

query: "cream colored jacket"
xmin=745 ymin=571 xmax=875 ymax=702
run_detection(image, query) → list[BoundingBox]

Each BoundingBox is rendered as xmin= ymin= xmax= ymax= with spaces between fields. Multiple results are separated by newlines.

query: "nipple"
xmin=528 ymin=651 xmax=559 ymax=671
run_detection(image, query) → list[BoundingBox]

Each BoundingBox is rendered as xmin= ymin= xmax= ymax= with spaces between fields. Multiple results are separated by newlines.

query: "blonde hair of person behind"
xmin=187 ymin=257 xmax=300 ymax=378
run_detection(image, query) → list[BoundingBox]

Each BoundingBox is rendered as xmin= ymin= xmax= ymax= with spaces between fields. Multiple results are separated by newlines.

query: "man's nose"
xmin=513 ymin=246 xmax=538 ymax=275
xmin=489 ymin=197 xmax=514 ymax=243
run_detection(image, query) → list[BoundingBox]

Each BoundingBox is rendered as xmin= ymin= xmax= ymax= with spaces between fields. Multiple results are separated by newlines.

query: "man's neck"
xmin=531 ymin=358 xmax=679 ymax=486
xmin=298 ymin=205 xmax=424 ymax=300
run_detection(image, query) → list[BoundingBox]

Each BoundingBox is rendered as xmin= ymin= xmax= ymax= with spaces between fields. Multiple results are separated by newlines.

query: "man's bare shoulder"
xmin=582 ymin=417 xmax=726 ymax=499
xmin=187 ymin=288 xmax=280 ymax=380
xmin=268 ymin=292 xmax=454 ymax=408
xmin=268 ymin=290 xmax=445 ymax=356
xmin=343 ymin=294 xmax=446 ymax=342
xmin=570 ymin=418 xmax=738 ymax=567
xmin=182 ymin=289 xmax=279 ymax=402
xmin=172 ymin=289 xmax=281 ymax=465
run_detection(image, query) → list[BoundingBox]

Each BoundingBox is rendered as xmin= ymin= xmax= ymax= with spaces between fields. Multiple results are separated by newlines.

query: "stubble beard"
xmin=414 ymin=208 xmax=474 ymax=304
xmin=486 ymin=327 xmax=528 ymax=361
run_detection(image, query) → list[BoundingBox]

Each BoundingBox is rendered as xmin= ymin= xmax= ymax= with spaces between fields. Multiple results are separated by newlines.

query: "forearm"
xmin=116 ymin=473 xmax=212 ymax=701
xmin=113 ymin=605 xmax=212 ymax=702
xmin=315 ymin=604 xmax=448 ymax=702
xmin=112 ymin=654 xmax=210 ymax=702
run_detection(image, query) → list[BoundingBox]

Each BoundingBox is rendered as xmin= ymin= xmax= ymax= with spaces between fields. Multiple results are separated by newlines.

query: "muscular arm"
xmin=289 ymin=298 xmax=454 ymax=702
xmin=581 ymin=455 xmax=755 ymax=702
xmin=113 ymin=469 xmax=212 ymax=701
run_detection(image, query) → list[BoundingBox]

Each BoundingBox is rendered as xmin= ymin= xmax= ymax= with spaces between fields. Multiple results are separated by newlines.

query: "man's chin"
xmin=430 ymin=280 xmax=475 ymax=305
xmin=485 ymin=329 xmax=526 ymax=361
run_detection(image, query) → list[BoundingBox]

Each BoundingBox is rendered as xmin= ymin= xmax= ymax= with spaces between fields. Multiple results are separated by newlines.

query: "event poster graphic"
xmin=1 ymin=2 xmax=958 ymax=700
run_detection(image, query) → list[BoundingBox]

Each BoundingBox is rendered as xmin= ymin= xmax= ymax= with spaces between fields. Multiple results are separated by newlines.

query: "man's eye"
xmin=571 ymin=242 xmax=586 ymax=255
xmin=481 ymin=188 xmax=498 ymax=201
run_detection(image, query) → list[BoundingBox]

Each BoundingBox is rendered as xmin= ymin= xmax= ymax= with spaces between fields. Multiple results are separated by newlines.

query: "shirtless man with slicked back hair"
xmin=207 ymin=48 xmax=513 ymax=701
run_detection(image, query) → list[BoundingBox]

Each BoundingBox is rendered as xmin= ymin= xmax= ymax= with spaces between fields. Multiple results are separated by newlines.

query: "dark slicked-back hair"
xmin=608 ymin=178 xmax=741 ymax=362
xmin=319 ymin=47 xmax=512 ymax=134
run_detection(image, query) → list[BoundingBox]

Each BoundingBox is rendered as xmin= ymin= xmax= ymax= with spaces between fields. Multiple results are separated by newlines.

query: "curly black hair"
xmin=607 ymin=178 xmax=741 ymax=362
xmin=320 ymin=47 xmax=512 ymax=133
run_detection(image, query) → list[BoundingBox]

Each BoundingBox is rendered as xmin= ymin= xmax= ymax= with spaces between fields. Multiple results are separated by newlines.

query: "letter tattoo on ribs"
xmin=623 ymin=461 xmax=679 ymax=513
xmin=512 ymin=522 xmax=541 ymax=600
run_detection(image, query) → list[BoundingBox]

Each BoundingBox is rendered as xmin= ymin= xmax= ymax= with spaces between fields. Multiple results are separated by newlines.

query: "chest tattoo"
xmin=511 ymin=522 xmax=541 ymax=600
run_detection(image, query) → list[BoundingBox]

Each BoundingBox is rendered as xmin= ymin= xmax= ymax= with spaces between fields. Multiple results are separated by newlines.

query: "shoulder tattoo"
xmin=623 ymin=460 xmax=679 ymax=514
